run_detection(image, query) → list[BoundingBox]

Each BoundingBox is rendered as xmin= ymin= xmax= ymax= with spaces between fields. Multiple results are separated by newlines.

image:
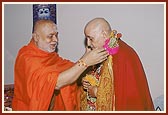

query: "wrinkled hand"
xmin=82 ymin=78 xmax=91 ymax=90
xmin=82 ymin=78 xmax=97 ymax=98
xmin=81 ymin=47 xmax=109 ymax=66
xmin=87 ymin=86 xmax=97 ymax=98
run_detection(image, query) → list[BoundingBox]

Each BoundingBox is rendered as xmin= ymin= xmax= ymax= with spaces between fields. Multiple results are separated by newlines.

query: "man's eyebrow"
xmin=86 ymin=35 xmax=90 ymax=38
xmin=86 ymin=35 xmax=93 ymax=39
xmin=50 ymin=32 xmax=58 ymax=35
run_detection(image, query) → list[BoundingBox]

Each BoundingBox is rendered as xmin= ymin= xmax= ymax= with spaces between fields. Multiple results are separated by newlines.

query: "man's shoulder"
xmin=118 ymin=40 xmax=140 ymax=60
xmin=17 ymin=45 xmax=32 ymax=56
xmin=120 ymin=40 xmax=136 ymax=52
xmin=16 ymin=44 xmax=39 ymax=64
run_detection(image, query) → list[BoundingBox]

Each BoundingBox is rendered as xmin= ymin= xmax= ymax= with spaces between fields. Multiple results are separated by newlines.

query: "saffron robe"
xmin=12 ymin=39 xmax=77 ymax=111
xmin=80 ymin=40 xmax=154 ymax=111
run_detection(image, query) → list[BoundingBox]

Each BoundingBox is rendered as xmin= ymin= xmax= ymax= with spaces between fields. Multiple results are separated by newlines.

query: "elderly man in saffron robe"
xmin=80 ymin=18 xmax=154 ymax=111
xmin=12 ymin=19 xmax=109 ymax=111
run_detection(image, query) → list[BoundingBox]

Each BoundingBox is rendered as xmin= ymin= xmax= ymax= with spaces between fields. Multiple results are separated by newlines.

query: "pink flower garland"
xmin=103 ymin=30 xmax=122 ymax=55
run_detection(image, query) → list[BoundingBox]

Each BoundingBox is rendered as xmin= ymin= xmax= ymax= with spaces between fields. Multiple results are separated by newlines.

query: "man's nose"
xmin=87 ymin=38 xmax=91 ymax=46
xmin=52 ymin=35 xmax=58 ymax=42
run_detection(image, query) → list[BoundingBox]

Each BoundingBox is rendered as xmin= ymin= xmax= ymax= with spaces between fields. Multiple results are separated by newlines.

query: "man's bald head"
xmin=84 ymin=18 xmax=111 ymax=35
xmin=32 ymin=19 xmax=57 ymax=34
xmin=84 ymin=18 xmax=112 ymax=49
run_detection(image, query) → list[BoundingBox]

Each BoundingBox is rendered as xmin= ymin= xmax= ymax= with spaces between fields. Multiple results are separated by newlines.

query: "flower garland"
xmin=103 ymin=30 xmax=122 ymax=55
xmin=83 ymin=64 xmax=102 ymax=111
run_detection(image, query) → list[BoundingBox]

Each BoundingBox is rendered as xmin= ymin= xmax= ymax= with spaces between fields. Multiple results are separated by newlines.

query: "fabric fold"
xmin=12 ymin=39 xmax=77 ymax=111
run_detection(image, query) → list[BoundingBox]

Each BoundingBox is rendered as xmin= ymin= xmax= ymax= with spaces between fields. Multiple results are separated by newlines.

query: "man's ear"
xmin=32 ymin=33 xmax=38 ymax=42
xmin=102 ymin=31 xmax=109 ymax=40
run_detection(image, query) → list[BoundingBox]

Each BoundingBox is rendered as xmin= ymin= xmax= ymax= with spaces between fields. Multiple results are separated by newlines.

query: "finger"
xmin=83 ymin=83 xmax=91 ymax=90
xmin=82 ymin=82 xmax=88 ymax=87
xmin=83 ymin=81 xmax=91 ymax=86
xmin=83 ymin=84 xmax=88 ymax=88
xmin=98 ymin=50 xmax=109 ymax=56
xmin=82 ymin=79 xmax=89 ymax=83
xmin=99 ymin=56 xmax=108 ymax=63
xmin=83 ymin=82 xmax=89 ymax=87
xmin=95 ymin=56 xmax=108 ymax=64
xmin=94 ymin=52 xmax=108 ymax=63
xmin=83 ymin=82 xmax=91 ymax=88
xmin=96 ymin=48 xmax=107 ymax=53
xmin=83 ymin=85 xmax=88 ymax=90
xmin=100 ymin=52 xmax=109 ymax=59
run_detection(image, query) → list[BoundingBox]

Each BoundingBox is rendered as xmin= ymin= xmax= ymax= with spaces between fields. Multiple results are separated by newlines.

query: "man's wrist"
xmin=77 ymin=59 xmax=88 ymax=68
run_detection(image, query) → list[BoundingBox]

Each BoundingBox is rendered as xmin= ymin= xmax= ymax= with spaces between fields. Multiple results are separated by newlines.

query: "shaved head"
xmin=84 ymin=18 xmax=111 ymax=35
xmin=33 ymin=19 xmax=57 ymax=34
xmin=84 ymin=18 xmax=112 ymax=49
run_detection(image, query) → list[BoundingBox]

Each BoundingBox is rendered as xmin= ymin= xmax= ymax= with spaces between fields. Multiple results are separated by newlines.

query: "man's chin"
xmin=49 ymin=49 xmax=56 ymax=53
xmin=49 ymin=45 xmax=57 ymax=52
xmin=46 ymin=48 xmax=56 ymax=53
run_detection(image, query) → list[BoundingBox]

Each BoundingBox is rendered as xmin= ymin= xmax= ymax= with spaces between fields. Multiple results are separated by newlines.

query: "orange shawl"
xmin=12 ymin=39 xmax=77 ymax=111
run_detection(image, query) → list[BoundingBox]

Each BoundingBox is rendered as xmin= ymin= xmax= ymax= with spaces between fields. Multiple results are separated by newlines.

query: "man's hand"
xmin=82 ymin=48 xmax=109 ymax=67
xmin=82 ymin=78 xmax=97 ymax=98
xmin=82 ymin=79 xmax=91 ymax=90
xmin=87 ymin=86 xmax=97 ymax=98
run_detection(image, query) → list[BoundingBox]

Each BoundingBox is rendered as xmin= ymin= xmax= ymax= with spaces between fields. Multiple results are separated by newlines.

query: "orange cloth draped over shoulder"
xmin=12 ymin=39 xmax=77 ymax=111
